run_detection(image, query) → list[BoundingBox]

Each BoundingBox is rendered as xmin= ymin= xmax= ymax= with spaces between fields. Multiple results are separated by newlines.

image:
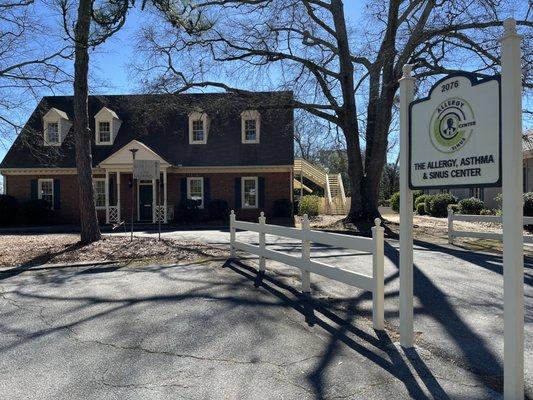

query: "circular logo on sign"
xmin=429 ymin=97 xmax=476 ymax=153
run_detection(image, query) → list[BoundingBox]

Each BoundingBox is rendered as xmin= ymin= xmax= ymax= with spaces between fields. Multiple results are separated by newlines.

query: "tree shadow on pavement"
xmin=225 ymin=259 xmax=450 ymax=400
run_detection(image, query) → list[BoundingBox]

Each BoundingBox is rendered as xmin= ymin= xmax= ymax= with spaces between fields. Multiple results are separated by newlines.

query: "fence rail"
xmin=448 ymin=209 xmax=533 ymax=244
xmin=230 ymin=210 xmax=385 ymax=330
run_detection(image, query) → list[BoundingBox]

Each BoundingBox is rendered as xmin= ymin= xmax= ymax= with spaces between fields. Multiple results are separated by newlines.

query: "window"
xmin=440 ymin=188 xmax=450 ymax=194
xmin=241 ymin=110 xmax=260 ymax=143
xmin=242 ymin=177 xmax=258 ymax=208
xmin=98 ymin=121 xmax=111 ymax=144
xmin=192 ymin=120 xmax=204 ymax=142
xmin=47 ymin=123 xmax=59 ymax=144
xmin=187 ymin=177 xmax=204 ymax=208
xmin=469 ymin=187 xmax=484 ymax=201
xmin=189 ymin=111 xmax=208 ymax=144
xmin=38 ymin=179 xmax=53 ymax=208
xmin=93 ymin=179 xmax=106 ymax=208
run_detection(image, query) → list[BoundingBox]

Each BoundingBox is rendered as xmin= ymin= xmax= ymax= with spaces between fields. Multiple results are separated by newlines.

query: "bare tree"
xmin=0 ymin=0 xmax=71 ymax=149
xmin=137 ymin=0 xmax=532 ymax=222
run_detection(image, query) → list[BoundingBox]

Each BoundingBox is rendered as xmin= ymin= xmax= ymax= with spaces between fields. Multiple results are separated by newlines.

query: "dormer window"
xmin=241 ymin=110 xmax=260 ymax=144
xmin=47 ymin=122 xmax=59 ymax=144
xmin=98 ymin=121 xmax=111 ymax=144
xmin=189 ymin=111 xmax=209 ymax=144
xmin=95 ymin=107 xmax=121 ymax=145
xmin=43 ymin=107 xmax=70 ymax=146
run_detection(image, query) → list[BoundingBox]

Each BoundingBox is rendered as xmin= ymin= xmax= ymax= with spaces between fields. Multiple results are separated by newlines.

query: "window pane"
xmin=99 ymin=122 xmax=111 ymax=143
xmin=192 ymin=120 xmax=204 ymax=141
xmin=245 ymin=119 xmax=256 ymax=141
xmin=243 ymin=178 xmax=257 ymax=207
xmin=188 ymin=178 xmax=203 ymax=207
xmin=93 ymin=180 xmax=106 ymax=207
xmin=40 ymin=180 xmax=53 ymax=207
xmin=48 ymin=123 xmax=59 ymax=143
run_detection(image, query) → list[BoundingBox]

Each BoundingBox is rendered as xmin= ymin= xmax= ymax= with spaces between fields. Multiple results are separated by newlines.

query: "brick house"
xmin=0 ymin=92 xmax=294 ymax=224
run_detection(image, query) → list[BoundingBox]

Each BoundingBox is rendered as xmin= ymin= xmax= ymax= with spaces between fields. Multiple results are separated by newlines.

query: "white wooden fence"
xmin=448 ymin=209 xmax=533 ymax=244
xmin=229 ymin=210 xmax=386 ymax=330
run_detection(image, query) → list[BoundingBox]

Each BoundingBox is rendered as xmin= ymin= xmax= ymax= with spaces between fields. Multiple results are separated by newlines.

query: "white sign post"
xmin=501 ymin=19 xmax=524 ymax=400
xmin=400 ymin=18 xmax=524 ymax=399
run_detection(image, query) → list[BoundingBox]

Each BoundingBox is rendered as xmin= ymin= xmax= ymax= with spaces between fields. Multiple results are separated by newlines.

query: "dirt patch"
xmin=0 ymin=234 xmax=227 ymax=268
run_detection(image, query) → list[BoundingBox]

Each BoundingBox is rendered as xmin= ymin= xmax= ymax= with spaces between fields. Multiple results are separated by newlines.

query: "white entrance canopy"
xmin=97 ymin=140 xmax=171 ymax=225
xmin=98 ymin=139 xmax=171 ymax=170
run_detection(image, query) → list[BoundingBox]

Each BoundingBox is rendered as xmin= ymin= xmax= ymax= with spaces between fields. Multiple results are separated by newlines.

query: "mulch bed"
xmin=0 ymin=234 xmax=227 ymax=268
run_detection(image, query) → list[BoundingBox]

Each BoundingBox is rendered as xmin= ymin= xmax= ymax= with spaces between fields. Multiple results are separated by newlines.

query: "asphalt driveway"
xmin=1 ymin=228 xmax=531 ymax=399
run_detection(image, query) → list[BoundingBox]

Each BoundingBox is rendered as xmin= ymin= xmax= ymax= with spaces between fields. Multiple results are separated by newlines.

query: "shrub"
xmin=415 ymin=194 xmax=429 ymax=208
xmin=390 ymin=191 xmax=425 ymax=214
xmin=423 ymin=195 xmax=435 ymax=215
xmin=0 ymin=195 xmax=18 ymax=225
xmin=298 ymin=195 xmax=320 ymax=217
xmin=524 ymin=192 xmax=533 ymax=216
xmin=494 ymin=193 xmax=502 ymax=209
xmin=480 ymin=209 xmax=496 ymax=215
xmin=448 ymin=204 xmax=460 ymax=214
xmin=458 ymin=197 xmax=485 ymax=215
xmin=175 ymin=199 xmax=200 ymax=222
xmin=20 ymin=199 xmax=51 ymax=225
xmin=390 ymin=192 xmax=400 ymax=213
xmin=273 ymin=199 xmax=293 ymax=218
xmin=208 ymin=199 xmax=229 ymax=221
xmin=428 ymin=194 xmax=457 ymax=218
xmin=416 ymin=202 xmax=426 ymax=215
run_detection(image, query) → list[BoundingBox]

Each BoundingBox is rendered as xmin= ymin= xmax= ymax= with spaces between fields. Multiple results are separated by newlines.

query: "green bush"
xmin=390 ymin=190 xmax=425 ymax=214
xmin=273 ymin=199 xmax=293 ymax=218
xmin=20 ymin=199 xmax=51 ymax=225
xmin=175 ymin=199 xmax=200 ymax=222
xmin=480 ymin=209 xmax=496 ymax=215
xmin=524 ymin=192 xmax=533 ymax=216
xmin=423 ymin=195 xmax=435 ymax=215
xmin=208 ymin=199 xmax=229 ymax=221
xmin=448 ymin=204 xmax=460 ymax=214
xmin=428 ymin=194 xmax=457 ymax=218
xmin=415 ymin=194 xmax=429 ymax=208
xmin=494 ymin=193 xmax=502 ymax=209
xmin=416 ymin=202 xmax=426 ymax=215
xmin=458 ymin=197 xmax=485 ymax=215
xmin=298 ymin=195 xmax=320 ymax=217
xmin=0 ymin=195 xmax=18 ymax=225
xmin=390 ymin=192 xmax=400 ymax=213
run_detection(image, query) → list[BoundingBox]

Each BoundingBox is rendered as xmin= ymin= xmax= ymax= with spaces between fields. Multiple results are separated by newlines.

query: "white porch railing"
xmin=155 ymin=205 xmax=166 ymax=223
xmin=448 ymin=209 xmax=533 ymax=244
xmin=108 ymin=206 xmax=120 ymax=224
xmin=229 ymin=210 xmax=385 ymax=330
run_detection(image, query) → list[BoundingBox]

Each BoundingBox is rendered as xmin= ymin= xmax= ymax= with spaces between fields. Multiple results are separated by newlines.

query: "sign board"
xmin=133 ymin=160 xmax=160 ymax=180
xmin=409 ymin=73 xmax=501 ymax=189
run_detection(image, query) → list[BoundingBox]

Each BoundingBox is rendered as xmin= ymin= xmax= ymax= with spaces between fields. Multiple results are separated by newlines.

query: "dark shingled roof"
xmin=0 ymin=91 xmax=294 ymax=169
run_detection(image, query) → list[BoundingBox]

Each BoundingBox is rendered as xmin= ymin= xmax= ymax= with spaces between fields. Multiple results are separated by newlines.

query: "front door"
xmin=139 ymin=184 xmax=153 ymax=221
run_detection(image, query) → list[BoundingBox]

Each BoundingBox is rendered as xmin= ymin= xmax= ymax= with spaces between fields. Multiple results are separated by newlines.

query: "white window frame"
xmin=241 ymin=110 xmax=261 ymax=144
xmin=96 ymin=121 xmax=112 ymax=145
xmin=45 ymin=122 xmax=61 ymax=146
xmin=187 ymin=177 xmax=204 ymax=208
xmin=241 ymin=176 xmax=258 ymax=209
xmin=38 ymin=179 xmax=54 ymax=209
xmin=93 ymin=178 xmax=107 ymax=209
xmin=189 ymin=111 xmax=208 ymax=144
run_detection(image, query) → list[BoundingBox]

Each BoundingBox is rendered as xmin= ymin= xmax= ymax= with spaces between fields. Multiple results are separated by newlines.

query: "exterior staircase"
xmin=293 ymin=158 xmax=347 ymax=215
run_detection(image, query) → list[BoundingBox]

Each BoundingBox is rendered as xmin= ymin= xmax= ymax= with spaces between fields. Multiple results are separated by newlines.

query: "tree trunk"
xmin=74 ymin=0 xmax=101 ymax=243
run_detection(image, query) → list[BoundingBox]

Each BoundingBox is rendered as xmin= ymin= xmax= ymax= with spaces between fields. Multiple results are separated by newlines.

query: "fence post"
xmin=230 ymin=210 xmax=236 ymax=258
xmin=372 ymin=218 xmax=385 ymax=330
xmin=301 ymin=214 xmax=311 ymax=293
xmin=258 ymin=212 xmax=266 ymax=272
xmin=448 ymin=208 xmax=454 ymax=245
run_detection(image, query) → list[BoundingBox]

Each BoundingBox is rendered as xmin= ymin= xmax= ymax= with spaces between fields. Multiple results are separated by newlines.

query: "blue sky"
xmin=0 ymin=1 xmax=529 ymax=164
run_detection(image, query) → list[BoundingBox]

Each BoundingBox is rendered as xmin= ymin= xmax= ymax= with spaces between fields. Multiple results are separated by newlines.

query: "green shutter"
xmin=235 ymin=178 xmax=241 ymax=209
xmin=53 ymin=179 xmax=60 ymax=210
xmin=30 ymin=180 xmax=38 ymax=200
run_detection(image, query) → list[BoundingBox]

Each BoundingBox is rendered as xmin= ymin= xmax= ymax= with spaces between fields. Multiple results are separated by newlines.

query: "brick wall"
xmin=4 ymin=171 xmax=292 ymax=224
